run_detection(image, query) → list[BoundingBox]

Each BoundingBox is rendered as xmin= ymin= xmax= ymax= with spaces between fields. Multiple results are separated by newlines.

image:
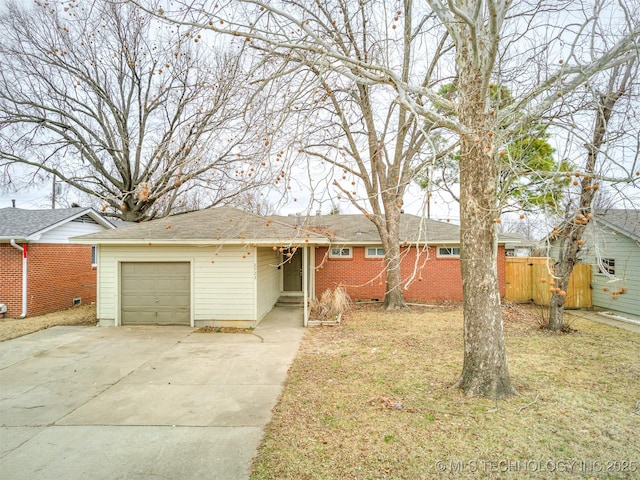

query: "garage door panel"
xmin=121 ymin=262 xmax=190 ymax=326
xmin=139 ymin=278 xmax=161 ymax=290
xmin=156 ymin=279 xmax=177 ymax=289
xmin=122 ymin=294 xmax=189 ymax=309
xmin=154 ymin=296 xmax=188 ymax=307
xmin=121 ymin=277 xmax=141 ymax=290
xmin=122 ymin=308 xmax=189 ymax=326
xmin=169 ymin=296 xmax=190 ymax=307
xmin=121 ymin=309 xmax=157 ymax=325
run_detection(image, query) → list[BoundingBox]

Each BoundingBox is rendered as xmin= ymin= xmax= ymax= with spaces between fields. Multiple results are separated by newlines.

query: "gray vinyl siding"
xmin=581 ymin=223 xmax=640 ymax=317
xmin=37 ymin=220 xmax=107 ymax=243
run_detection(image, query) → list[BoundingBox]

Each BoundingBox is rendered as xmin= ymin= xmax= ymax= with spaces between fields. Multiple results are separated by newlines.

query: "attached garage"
xmin=71 ymin=206 xmax=328 ymax=328
xmin=120 ymin=262 xmax=190 ymax=326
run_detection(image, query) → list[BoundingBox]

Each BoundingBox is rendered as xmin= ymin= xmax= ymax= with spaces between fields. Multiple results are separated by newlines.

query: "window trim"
xmin=329 ymin=246 xmax=352 ymax=258
xmin=91 ymin=245 xmax=98 ymax=266
xmin=437 ymin=245 xmax=461 ymax=258
xmin=598 ymin=258 xmax=615 ymax=275
xmin=365 ymin=246 xmax=385 ymax=258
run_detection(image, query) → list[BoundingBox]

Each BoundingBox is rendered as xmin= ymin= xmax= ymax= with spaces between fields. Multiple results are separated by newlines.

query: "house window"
xmin=91 ymin=245 xmax=97 ymax=266
xmin=599 ymin=258 xmax=615 ymax=275
xmin=438 ymin=246 xmax=460 ymax=257
xmin=330 ymin=247 xmax=352 ymax=258
xmin=365 ymin=247 xmax=385 ymax=258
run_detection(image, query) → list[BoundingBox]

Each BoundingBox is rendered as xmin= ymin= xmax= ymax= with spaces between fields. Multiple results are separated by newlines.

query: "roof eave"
xmin=69 ymin=237 xmax=331 ymax=246
xmin=596 ymin=218 xmax=640 ymax=242
xmin=28 ymin=208 xmax=116 ymax=239
xmin=323 ymin=238 xmax=510 ymax=245
xmin=331 ymin=240 xmax=461 ymax=245
xmin=0 ymin=236 xmax=28 ymax=243
xmin=86 ymin=208 xmax=118 ymax=229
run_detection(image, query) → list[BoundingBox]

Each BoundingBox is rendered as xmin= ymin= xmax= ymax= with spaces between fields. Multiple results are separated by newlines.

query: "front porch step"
xmin=275 ymin=296 xmax=304 ymax=308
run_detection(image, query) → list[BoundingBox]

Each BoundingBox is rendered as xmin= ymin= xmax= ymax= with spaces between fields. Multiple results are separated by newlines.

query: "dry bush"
xmin=532 ymin=304 xmax=577 ymax=333
xmin=309 ymin=286 xmax=352 ymax=320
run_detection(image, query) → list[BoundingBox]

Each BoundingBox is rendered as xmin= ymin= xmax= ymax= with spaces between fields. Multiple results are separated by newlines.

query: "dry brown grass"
xmin=0 ymin=305 xmax=97 ymax=342
xmin=195 ymin=326 xmax=254 ymax=334
xmin=251 ymin=304 xmax=640 ymax=479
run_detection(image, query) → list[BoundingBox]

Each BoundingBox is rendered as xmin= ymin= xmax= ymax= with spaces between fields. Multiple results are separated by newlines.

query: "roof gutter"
xmin=9 ymin=239 xmax=27 ymax=318
xmin=69 ymin=238 xmax=332 ymax=246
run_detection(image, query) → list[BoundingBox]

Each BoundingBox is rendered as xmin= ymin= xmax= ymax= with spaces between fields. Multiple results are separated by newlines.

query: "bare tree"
xmin=226 ymin=190 xmax=278 ymax=216
xmin=430 ymin=0 xmax=637 ymax=396
xmin=141 ymin=1 xmax=455 ymax=308
xmin=0 ymin=0 xmax=269 ymax=221
xmin=546 ymin=59 xmax=638 ymax=331
xmin=498 ymin=214 xmax=543 ymax=240
xmin=145 ymin=0 xmax=639 ymax=398
xmin=231 ymin=2 xmax=452 ymax=309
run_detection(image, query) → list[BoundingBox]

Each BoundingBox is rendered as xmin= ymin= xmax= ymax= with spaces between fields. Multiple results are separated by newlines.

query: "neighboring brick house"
xmin=0 ymin=207 xmax=115 ymax=318
xmin=280 ymin=213 xmax=508 ymax=303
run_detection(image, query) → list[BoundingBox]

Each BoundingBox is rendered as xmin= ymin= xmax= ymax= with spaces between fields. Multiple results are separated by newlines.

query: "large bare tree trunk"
xmin=456 ymin=56 xmax=515 ymax=399
xmin=379 ymin=201 xmax=407 ymax=310
xmin=329 ymin=74 xmax=416 ymax=310
xmin=547 ymin=245 xmax=576 ymax=331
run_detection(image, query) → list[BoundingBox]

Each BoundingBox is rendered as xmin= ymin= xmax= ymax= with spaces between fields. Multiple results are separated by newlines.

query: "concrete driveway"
xmin=0 ymin=308 xmax=304 ymax=480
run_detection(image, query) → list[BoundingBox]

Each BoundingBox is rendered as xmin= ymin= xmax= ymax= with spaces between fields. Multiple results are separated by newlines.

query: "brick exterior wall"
xmin=314 ymin=245 xmax=507 ymax=302
xmin=0 ymin=243 xmax=96 ymax=318
xmin=0 ymin=243 xmax=22 ymax=317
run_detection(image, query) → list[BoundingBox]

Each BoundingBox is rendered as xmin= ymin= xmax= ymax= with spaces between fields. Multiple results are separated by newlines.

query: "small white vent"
xmin=72 ymin=214 xmax=98 ymax=225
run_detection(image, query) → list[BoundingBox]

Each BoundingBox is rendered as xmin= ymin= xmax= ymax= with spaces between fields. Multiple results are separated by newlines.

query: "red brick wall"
xmin=315 ymin=245 xmax=507 ymax=302
xmin=0 ymin=243 xmax=96 ymax=318
xmin=0 ymin=243 xmax=23 ymax=317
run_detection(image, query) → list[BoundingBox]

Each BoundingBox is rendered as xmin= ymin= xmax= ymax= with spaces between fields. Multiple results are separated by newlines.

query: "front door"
xmin=282 ymin=249 xmax=303 ymax=292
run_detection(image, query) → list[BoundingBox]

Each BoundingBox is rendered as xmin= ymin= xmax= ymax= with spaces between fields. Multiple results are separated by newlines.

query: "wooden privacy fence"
xmin=505 ymin=257 xmax=592 ymax=308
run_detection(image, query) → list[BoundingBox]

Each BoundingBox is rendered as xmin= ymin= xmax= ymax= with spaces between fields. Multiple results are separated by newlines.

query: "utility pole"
xmin=51 ymin=175 xmax=62 ymax=209
xmin=51 ymin=175 xmax=56 ymax=209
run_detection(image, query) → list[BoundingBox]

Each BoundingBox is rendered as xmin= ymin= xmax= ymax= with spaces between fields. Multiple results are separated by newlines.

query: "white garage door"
xmin=121 ymin=262 xmax=190 ymax=326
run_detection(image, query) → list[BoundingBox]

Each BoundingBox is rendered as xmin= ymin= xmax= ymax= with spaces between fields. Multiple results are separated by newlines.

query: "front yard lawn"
xmin=0 ymin=305 xmax=96 ymax=342
xmin=251 ymin=304 xmax=639 ymax=479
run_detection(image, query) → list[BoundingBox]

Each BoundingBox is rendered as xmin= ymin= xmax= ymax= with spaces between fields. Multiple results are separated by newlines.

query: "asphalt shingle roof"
xmin=0 ymin=207 xmax=99 ymax=238
xmin=274 ymin=213 xmax=463 ymax=244
xmin=596 ymin=209 xmax=640 ymax=240
xmin=74 ymin=206 xmax=329 ymax=244
xmin=72 ymin=206 xmax=525 ymax=246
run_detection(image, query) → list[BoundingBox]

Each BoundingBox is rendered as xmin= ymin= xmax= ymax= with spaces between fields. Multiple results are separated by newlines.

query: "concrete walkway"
xmin=0 ymin=307 xmax=304 ymax=480
xmin=567 ymin=309 xmax=640 ymax=334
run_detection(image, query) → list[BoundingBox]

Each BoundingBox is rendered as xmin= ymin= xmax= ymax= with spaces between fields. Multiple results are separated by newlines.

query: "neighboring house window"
xmin=365 ymin=247 xmax=385 ymax=258
xmin=438 ymin=246 xmax=460 ymax=257
xmin=91 ymin=245 xmax=97 ymax=266
xmin=599 ymin=258 xmax=615 ymax=275
xmin=330 ymin=247 xmax=352 ymax=258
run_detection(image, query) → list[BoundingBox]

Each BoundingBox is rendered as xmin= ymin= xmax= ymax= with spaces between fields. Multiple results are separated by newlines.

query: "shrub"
xmin=310 ymin=286 xmax=352 ymax=320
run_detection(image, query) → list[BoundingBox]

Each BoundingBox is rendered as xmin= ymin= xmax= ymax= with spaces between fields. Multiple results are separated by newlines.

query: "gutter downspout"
xmin=10 ymin=239 xmax=27 ymax=318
